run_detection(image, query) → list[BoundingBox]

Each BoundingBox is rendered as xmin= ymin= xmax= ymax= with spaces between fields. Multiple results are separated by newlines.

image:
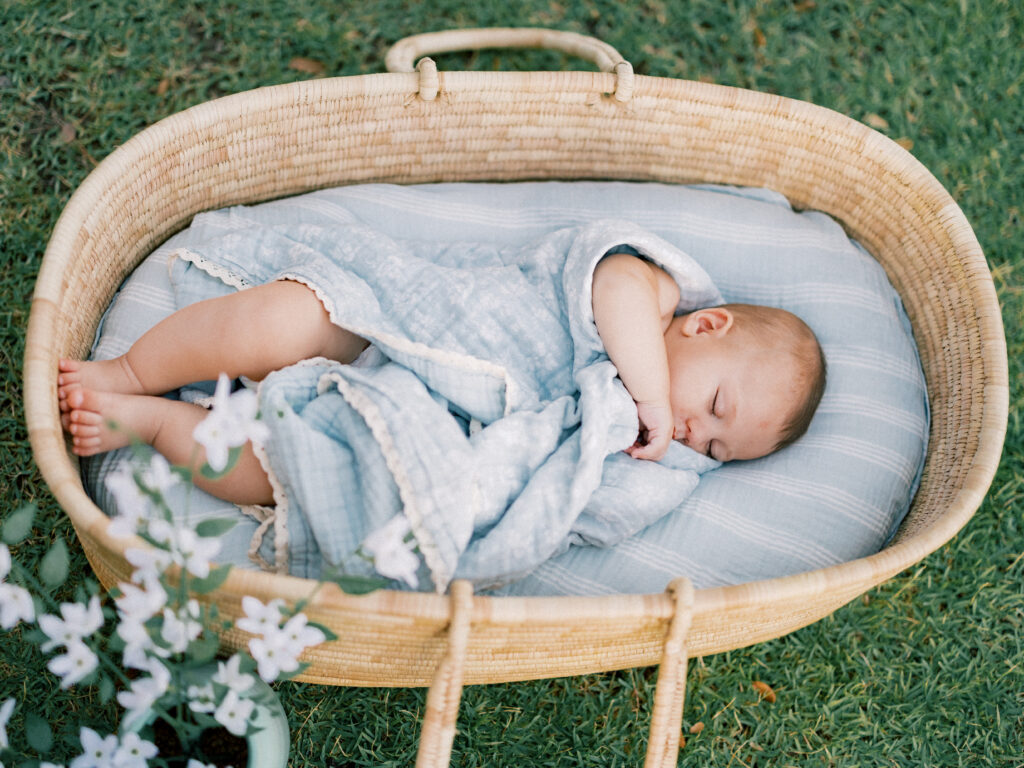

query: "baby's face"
xmin=665 ymin=309 xmax=798 ymax=462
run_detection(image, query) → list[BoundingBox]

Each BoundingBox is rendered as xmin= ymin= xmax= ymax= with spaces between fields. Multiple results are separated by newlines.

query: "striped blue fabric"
xmin=83 ymin=182 xmax=927 ymax=595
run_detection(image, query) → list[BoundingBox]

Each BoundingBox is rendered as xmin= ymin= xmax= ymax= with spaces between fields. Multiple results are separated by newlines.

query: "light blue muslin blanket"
xmin=169 ymin=218 xmax=721 ymax=591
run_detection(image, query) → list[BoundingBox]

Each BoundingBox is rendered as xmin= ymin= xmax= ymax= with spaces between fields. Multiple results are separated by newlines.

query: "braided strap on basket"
xmin=415 ymin=580 xmax=474 ymax=767
xmin=413 ymin=578 xmax=694 ymax=766
xmin=644 ymin=577 xmax=695 ymax=768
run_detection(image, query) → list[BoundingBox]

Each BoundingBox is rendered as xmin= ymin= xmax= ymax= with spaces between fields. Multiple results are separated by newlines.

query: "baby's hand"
xmin=627 ymin=401 xmax=674 ymax=462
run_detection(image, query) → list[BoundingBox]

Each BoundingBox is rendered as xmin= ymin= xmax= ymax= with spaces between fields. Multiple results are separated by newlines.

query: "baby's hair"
xmin=721 ymin=303 xmax=827 ymax=452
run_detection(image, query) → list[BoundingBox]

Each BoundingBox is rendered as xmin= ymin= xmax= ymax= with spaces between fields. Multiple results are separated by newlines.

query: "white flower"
xmin=248 ymin=612 xmax=324 ymax=682
xmin=0 ymin=544 xmax=35 ymax=630
xmin=116 ymin=665 xmax=170 ymax=722
xmin=213 ymin=654 xmax=256 ymax=694
xmin=235 ymin=595 xmax=285 ymax=636
xmin=116 ymin=615 xmax=169 ymax=670
xmin=279 ymin=612 xmax=326 ymax=653
xmin=145 ymin=518 xmax=174 ymax=547
xmin=187 ymin=761 xmax=217 ymax=768
xmin=136 ymin=655 xmax=172 ymax=683
xmin=187 ymin=683 xmax=217 ymax=714
xmin=78 ymin=595 xmax=105 ymax=634
xmin=70 ymin=727 xmax=119 ymax=768
xmin=112 ymin=732 xmax=158 ymax=768
xmin=213 ymin=689 xmax=255 ymax=737
xmin=0 ymin=581 xmax=36 ymax=628
xmin=147 ymin=520 xmax=220 ymax=579
xmin=125 ymin=546 xmax=173 ymax=584
xmin=0 ymin=697 xmax=15 ymax=749
xmin=104 ymin=455 xmax=182 ymax=539
xmin=160 ymin=600 xmax=202 ymax=653
xmin=249 ymin=630 xmax=300 ymax=683
xmin=114 ymin=576 xmax=167 ymax=623
xmin=361 ymin=515 xmax=420 ymax=588
xmin=39 ymin=596 xmax=104 ymax=652
xmin=140 ymin=453 xmax=178 ymax=494
xmin=178 ymin=529 xmax=222 ymax=579
xmin=39 ymin=612 xmax=79 ymax=652
xmin=104 ymin=463 xmax=150 ymax=534
xmin=47 ymin=640 xmax=98 ymax=688
xmin=40 ymin=762 xmax=65 ymax=768
xmin=108 ymin=510 xmax=143 ymax=539
xmin=192 ymin=374 xmax=270 ymax=472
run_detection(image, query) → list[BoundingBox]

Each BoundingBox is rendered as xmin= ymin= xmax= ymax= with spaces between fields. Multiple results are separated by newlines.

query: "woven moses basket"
xmin=25 ymin=29 xmax=1008 ymax=766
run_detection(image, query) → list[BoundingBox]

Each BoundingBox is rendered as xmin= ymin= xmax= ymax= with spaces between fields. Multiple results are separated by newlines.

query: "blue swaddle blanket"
xmin=169 ymin=218 xmax=721 ymax=591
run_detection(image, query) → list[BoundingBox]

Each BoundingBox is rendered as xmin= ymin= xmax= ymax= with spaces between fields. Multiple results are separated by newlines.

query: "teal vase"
xmin=245 ymin=677 xmax=290 ymax=768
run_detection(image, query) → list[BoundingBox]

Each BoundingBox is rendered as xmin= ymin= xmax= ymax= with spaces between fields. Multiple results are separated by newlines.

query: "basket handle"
xmin=413 ymin=578 xmax=694 ymax=766
xmin=644 ymin=578 xmax=695 ymax=768
xmin=415 ymin=580 xmax=474 ymax=768
xmin=385 ymin=27 xmax=634 ymax=102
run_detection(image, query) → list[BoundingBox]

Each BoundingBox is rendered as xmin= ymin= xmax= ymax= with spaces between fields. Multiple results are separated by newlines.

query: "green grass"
xmin=2 ymin=0 xmax=1022 ymax=765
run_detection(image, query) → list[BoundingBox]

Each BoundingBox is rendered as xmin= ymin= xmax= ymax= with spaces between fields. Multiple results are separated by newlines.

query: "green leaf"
xmin=199 ymin=446 xmax=242 ymax=479
xmin=307 ymin=620 xmax=339 ymax=643
xmin=195 ymin=517 xmax=238 ymax=538
xmin=330 ymin=573 xmax=389 ymax=595
xmin=106 ymin=631 xmax=125 ymax=654
xmin=2 ymin=503 xmax=36 ymax=545
xmin=235 ymin=652 xmax=258 ymax=677
xmin=190 ymin=563 xmax=232 ymax=595
xmin=188 ymin=632 xmax=221 ymax=665
xmin=23 ymin=628 xmax=49 ymax=646
xmin=98 ymin=675 xmax=115 ymax=704
xmin=25 ymin=711 xmax=53 ymax=753
xmin=276 ymin=660 xmax=311 ymax=682
xmin=38 ymin=537 xmax=70 ymax=588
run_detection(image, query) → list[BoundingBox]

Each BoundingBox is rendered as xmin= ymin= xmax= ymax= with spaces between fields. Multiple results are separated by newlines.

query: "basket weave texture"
xmin=25 ymin=30 xmax=1007 ymax=692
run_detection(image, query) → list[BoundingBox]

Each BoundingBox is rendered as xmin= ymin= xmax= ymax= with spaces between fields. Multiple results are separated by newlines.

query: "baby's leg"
xmin=59 ymin=280 xmax=368 ymax=406
xmin=65 ymin=388 xmax=273 ymax=506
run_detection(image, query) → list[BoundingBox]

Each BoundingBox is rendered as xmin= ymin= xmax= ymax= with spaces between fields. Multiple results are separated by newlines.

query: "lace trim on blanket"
xmin=320 ymin=370 xmax=454 ymax=593
xmin=243 ymin=436 xmax=290 ymax=574
xmin=170 ymin=248 xmax=252 ymax=290
xmin=238 ymin=502 xmax=289 ymax=574
xmin=184 ymin=384 xmax=291 ymax=575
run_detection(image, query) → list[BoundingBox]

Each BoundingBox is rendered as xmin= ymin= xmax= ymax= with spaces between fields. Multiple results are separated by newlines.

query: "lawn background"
xmin=1 ymin=0 xmax=1021 ymax=765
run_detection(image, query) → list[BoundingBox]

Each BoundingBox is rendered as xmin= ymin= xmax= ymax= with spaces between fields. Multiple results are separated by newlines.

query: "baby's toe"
xmin=70 ymin=408 xmax=103 ymax=426
xmin=69 ymin=422 xmax=101 ymax=438
xmin=58 ymin=382 xmax=81 ymax=409
xmin=72 ymin=436 xmax=103 ymax=456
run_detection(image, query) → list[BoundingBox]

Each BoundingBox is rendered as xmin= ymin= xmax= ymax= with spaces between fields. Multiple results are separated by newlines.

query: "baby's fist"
xmin=626 ymin=401 xmax=673 ymax=462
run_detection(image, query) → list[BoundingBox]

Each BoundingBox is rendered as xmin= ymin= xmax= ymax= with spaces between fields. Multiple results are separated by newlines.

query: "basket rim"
xmin=23 ymin=68 xmax=1010 ymax=654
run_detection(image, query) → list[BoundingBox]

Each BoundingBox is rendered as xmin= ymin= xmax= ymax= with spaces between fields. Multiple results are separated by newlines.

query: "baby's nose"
xmin=683 ymin=416 xmax=708 ymax=446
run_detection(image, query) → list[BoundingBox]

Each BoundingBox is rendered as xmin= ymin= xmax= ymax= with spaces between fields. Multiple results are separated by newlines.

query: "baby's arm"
xmin=592 ymin=252 xmax=681 ymax=461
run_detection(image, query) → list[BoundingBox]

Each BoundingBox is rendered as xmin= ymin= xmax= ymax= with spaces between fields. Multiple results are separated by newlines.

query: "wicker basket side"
xmin=24 ymin=69 xmax=1007 ymax=686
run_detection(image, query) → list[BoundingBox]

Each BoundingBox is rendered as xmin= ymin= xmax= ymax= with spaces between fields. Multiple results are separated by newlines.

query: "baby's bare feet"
xmin=58 ymin=357 xmax=144 ymax=413
xmin=64 ymin=387 xmax=160 ymax=457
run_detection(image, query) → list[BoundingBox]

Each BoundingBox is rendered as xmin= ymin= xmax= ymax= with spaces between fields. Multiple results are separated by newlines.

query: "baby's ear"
xmin=681 ymin=306 xmax=734 ymax=337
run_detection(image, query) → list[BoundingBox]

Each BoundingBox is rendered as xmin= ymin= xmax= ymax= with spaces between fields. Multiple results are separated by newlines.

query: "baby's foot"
xmin=64 ymin=387 xmax=160 ymax=457
xmin=58 ymin=357 xmax=144 ymax=412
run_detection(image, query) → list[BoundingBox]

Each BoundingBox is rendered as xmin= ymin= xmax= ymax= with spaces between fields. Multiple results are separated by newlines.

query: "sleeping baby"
xmin=56 ymin=219 xmax=825 ymax=588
